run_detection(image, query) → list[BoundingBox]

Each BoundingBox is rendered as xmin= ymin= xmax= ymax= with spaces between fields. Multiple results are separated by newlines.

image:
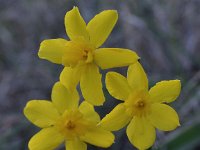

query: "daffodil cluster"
xmin=24 ymin=7 xmax=181 ymax=150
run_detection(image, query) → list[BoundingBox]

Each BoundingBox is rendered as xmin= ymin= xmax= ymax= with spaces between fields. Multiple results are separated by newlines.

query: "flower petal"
xmin=61 ymin=41 xmax=86 ymax=67
xmin=65 ymin=7 xmax=89 ymax=41
xmin=149 ymin=80 xmax=181 ymax=103
xmin=126 ymin=117 xmax=156 ymax=150
xmin=65 ymin=140 xmax=87 ymax=150
xmin=24 ymin=100 xmax=60 ymax=128
xmin=127 ymin=62 xmax=148 ymax=91
xmin=29 ymin=127 xmax=64 ymax=150
xmin=60 ymin=66 xmax=83 ymax=90
xmin=80 ymin=127 xmax=114 ymax=148
xmin=148 ymin=103 xmax=180 ymax=131
xmin=87 ymin=10 xmax=118 ymax=48
xmin=80 ymin=63 xmax=105 ymax=106
xmin=38 ymin=39 xmax=68 ymax=64
xmin=94 ymin=48 xmax=139 ymax=69
xmin=79 ymin=101 xmax=100 ymax=123
xmin=99 ymin=104 xmax=131 ymax=131
xmin=106 ymin=72 xmax=131 ymax=101
xmin=52 ymin=82 xmax=79 ymax=114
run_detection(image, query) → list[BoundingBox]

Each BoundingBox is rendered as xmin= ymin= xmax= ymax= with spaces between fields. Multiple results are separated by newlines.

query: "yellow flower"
xmin=38 ymin=7 xmax=139 ymax=106
xmin=24 ymin=82 xmax=114 ymax=150
xmin=99 ymin=62 xmax=181 ymax=150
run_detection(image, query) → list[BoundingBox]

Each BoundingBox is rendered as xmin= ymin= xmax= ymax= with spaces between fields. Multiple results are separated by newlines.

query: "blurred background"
xmin=0 ymin=0 xmax=200 ymax=149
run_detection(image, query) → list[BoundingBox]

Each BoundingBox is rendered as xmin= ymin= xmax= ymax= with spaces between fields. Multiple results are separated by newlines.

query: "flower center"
xmin=56 ymin=110 xmax=89 ymax=140
xmin=135 ymin=100 xmax=145 ymax=108
xmin=83 ymin=49 xmax=93 ymax=63
xmin=83 ymin=50 xmax=88 ymax=58
xmin=65 ymin=120 xmax=76 ymax=130
xmin=125 ymin=91 xmax=150 ymax=117
xmin=62 ymin=40 xmax=95 ymax=67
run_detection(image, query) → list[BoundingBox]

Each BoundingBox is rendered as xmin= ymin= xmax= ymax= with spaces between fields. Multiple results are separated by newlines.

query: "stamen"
xmin=83 ymin=50 xmax=88 ymax=58
xmin=65 ymin=120 xmax=76 ymax=130
xmin=136 ymin=100 xmax=145 ymax=108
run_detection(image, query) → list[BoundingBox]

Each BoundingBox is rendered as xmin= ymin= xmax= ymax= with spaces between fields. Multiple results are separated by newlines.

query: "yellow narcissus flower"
xmin=99 ymin=62 xmax=181 ymax=150
xmin=24 ymin=82 xmax=114 ymax=150
xmin=38 ymin=7 xmax=139 ymax=106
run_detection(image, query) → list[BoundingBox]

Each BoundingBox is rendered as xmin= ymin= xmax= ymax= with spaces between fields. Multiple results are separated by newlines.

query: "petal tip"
xmin=70 ymin=6 xmax=78 ymax=12
xmin=73 ymin=6 xmax=78 ymax=9
xmin=106 ymin=71 xmax=116 ymax=78
xmin=38 ymin=41 xmax=46 ymax=58
xmin=65 ymin=6 xmax=80 ymax=20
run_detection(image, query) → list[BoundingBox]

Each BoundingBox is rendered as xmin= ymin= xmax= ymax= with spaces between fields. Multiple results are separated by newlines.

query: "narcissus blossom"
xmin=99 ymin=62 xmax=181 ymax=150
xmin=38 ymin=7 xmax=139 ymax=106
xmin=24 ymin=82 xmax=114 ymax=150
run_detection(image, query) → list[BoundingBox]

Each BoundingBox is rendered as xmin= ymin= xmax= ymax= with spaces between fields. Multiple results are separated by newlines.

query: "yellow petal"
xmin=94 ymin=48 xmax=139 ymax=69
xmin=106 ymin=72 xmax=131 ymax=101
xmin=148 ymin=103 xmax=180 ymax=131
xmin=24 ymin=100 xmax=60 ymax=128
xmin=127 ymin=62 xmax=148 ymax=91
xmin=80 ymin=63 xmax=105 ymax=106
xmin=126 ymin=117 xmax=156 ymax=150
xmin=99 ymin=104 xmax=131 ymax=131
xmin=52 ymin=82 xmax=79 ymax=114
xmin=79 ymin=101 xmax=100 ymax=123
xmin=87 ymin=10 xmax=118 ymax=48
xmin=149 ymin=80 xmax=181 ymax=103
xmin=60 ymin=66 xmax=83 ymax=90
xmin=65 ymin=140 xmax=87 ymax=150
xmin=61 ymin=41 xmax=86 ymax=67
xmin=65 ymin=7 xmax=89 ymax=41
xmin=80 ymin=127 xmax=114 ymax=148
xmin=38 ymin=39 xmax=68 ymax=64
xmin=29 ymin=127 xmax=64 ymax=150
